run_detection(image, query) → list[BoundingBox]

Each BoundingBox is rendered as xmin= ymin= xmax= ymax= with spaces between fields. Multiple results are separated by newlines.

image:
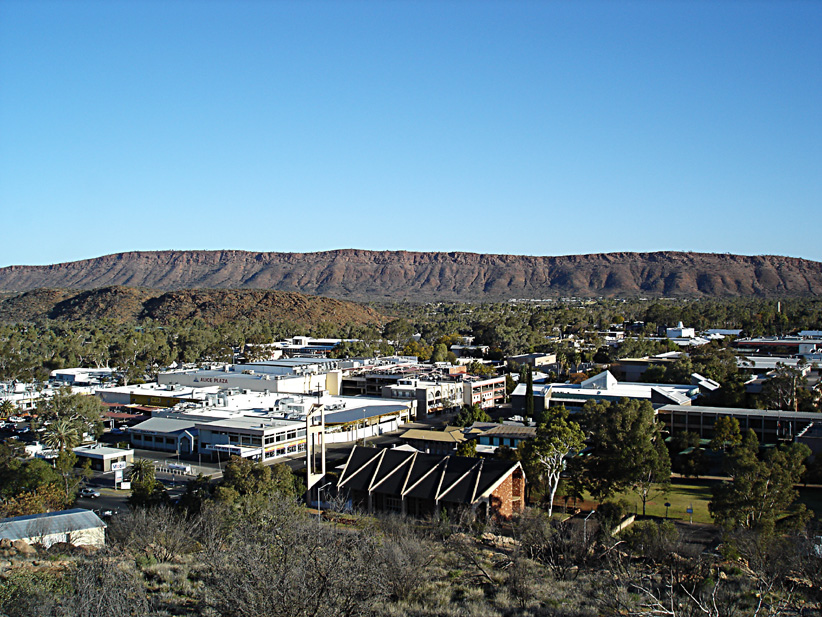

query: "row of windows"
xmin=481 ymin=436 xmax=521 ymax=447
xmin=263 ymin=429 xmax=305 ymax=445
xmin=265 ymin=441 xmax=307 ymax=460
xmin=133 ymin=434 xmax=175 ymax=445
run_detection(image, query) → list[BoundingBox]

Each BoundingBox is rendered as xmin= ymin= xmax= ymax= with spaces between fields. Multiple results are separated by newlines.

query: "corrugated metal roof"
xmin=324 ymin=404 xmax=409 ymax=425
xmin=478 ymin=425 xmax=536 ymax=438
xmin=0 ymin=508 xmax=105 ymax=541
xmin=130 ymin=417 xmax=198 ymax=433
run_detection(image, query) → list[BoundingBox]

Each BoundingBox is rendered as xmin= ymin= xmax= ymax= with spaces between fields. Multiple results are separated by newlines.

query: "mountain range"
xmin=1 ymin=250 xmax=821 ymax=302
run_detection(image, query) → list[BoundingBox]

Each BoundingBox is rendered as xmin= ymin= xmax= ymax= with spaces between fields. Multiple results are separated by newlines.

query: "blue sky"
xmin=1 ymin=0 xmax=820 ymax=267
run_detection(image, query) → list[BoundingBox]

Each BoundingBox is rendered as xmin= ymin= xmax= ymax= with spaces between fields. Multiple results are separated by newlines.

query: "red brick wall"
xmin=489 ymin=468 xmax=525 ymax=520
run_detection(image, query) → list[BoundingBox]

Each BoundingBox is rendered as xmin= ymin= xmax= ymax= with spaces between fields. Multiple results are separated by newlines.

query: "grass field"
xmin=551 ymin=479 xmax=822 ymax=526
xmin=577 ymin=479 xmax=717 ymax=524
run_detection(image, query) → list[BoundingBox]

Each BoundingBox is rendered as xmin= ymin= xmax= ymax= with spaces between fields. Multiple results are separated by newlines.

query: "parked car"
xmin=8 ymin=416 xmax=25 ymax=423
xmin=13 ymin=425 xmax=30 ymax=434
xmin=78 ymin=487 xmax=101 ymax=499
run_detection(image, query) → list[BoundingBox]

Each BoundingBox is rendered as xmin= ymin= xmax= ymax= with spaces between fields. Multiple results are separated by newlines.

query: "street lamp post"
xmin=583 ymin=509 xmax=596 ymax=545
xmin=317 ymin=481 xmax=332 ymax=523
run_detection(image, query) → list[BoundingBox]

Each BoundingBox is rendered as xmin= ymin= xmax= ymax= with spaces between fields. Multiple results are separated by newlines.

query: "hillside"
xmin=0 ymin=287 xmax=385 ymax=326
xmin=1 ymin=250 xmax=821 ymax=301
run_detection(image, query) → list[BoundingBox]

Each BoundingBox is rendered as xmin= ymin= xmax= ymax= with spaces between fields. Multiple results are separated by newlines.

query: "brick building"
xmin=337 ymin=446 xmax=525 ymax=520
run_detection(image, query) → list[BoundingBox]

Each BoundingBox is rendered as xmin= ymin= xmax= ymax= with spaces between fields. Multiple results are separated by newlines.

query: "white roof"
xmin=73 ymin=445 xmax=134 ymax=459
xmin=97 ymin=383 xmax=220 ymax=398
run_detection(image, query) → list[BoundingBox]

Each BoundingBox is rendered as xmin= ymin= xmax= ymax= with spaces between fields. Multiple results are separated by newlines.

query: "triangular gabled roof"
xmin=337 ymin=446 xmax=524 ymax=508
xmin=581 ymin=370 xmax=617 ymax=390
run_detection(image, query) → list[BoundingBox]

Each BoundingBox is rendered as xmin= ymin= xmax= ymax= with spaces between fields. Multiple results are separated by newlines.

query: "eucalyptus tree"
xmin=582 ymin=398 xmax=671 ymax=515
xmin=519 ymin=406 xmax=585 ymax=517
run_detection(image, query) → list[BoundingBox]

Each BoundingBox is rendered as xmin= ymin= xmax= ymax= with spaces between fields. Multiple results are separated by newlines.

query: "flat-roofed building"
xmin=50 ymin=367 xmax=115 ymax=386
xmin=126 ymin=390 xmax=413 ymax=457
xmin=96 ymin=383 xmax=219 ymax=408
xmin=511 ymin=370 xmax=698 ymax=413
xmin=507 ymin=353 xmax=557 ymax=369
xmin=734 ymin=337 xmax=822 ymax=356
xmin=72 ymin=444 xmax=134 ymax=472
xmin=197 ymin=416 xmax=306 ymax=461
xmin=474 ymin=424 xmax=536 ymax=455
xmin=464 ymin=375 xmax=506 ymax=409
xmin=658 ymin=404 xmax=822 ymax=455
xmin=128 ymin=416 xmax=202 ymax=454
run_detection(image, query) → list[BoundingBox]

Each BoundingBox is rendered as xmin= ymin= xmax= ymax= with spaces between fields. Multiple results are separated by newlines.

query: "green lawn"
xmin=545 ymin=479 xmax=718 ymax=524
xmin=590 ymin=479 xmax=716 ymax=524
xmin=554 ymin=479 xmax=822 ymax=526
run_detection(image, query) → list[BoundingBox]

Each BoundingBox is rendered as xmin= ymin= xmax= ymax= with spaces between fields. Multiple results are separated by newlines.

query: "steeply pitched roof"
xmin=338 ymin=446 xmax=523 ymax=507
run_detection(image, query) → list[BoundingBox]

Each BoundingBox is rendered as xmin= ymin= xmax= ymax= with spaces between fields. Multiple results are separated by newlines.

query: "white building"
xmin=511 ymin=370 xmax=699 ymax=413
xmin=666 ymin=322 xmax=696 ymax=339
xmin=0 ymin=382 xmax=97 ymax=413
xmin=0 ymin=509 xmax=106 ymax=549
xmin=50 ymin=367 xmax=115 ymax=386
xmin=73 ymin=444 xmax=134 ymax=472
xmin=127 ymin=389 xmax=413 ymax=461
xmin=96 ymin=383 xmax=221 ymax=407
xmin=158 ymin=359 xmax=342 ymax=395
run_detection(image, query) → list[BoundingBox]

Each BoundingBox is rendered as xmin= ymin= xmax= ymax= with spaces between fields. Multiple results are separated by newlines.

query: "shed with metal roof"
xmin=0 ymin=508 xmax=106 ymax=548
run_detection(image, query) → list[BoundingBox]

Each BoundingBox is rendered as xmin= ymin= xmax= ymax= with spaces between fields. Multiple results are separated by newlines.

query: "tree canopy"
xmin=581 ymin=398 xmax=671 ymax=515
xmin=710 ymin=430 xmax=811 ymax=534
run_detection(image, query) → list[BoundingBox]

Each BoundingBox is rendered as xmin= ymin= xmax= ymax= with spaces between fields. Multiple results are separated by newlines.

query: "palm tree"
xmin=43 ymin=417 xmax=80 ymax=452
xmin=0 ymin=399 xmax=16 ymax=419
xmin=129 ymin=458 xmax=155 ymax=485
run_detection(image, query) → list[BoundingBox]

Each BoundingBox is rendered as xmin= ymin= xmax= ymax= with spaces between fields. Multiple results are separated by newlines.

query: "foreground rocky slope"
xmin=1 ymin=250 xmax=821 ymax=301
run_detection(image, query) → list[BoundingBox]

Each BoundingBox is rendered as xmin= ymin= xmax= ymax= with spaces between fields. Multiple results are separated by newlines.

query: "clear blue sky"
xmin=1 ymin=0 xmax=820 ymax=267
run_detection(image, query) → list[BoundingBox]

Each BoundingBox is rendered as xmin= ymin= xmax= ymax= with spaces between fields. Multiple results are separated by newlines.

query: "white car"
xmin=78 ymin=487 xmax=101 ymax=499
xmin=8 ymin=416 xmax=25 ymax=423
